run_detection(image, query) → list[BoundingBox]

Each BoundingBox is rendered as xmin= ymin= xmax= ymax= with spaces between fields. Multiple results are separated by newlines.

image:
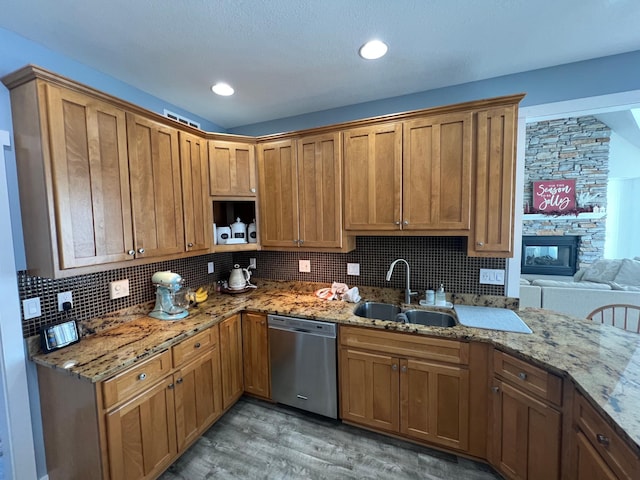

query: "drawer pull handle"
xmin=492 ymin=386 xmax=500 ymax=393
xmin=194 ymin=342 xmax=201 ymax=349
xmin=392 ymin=364 xmax=398 ymax=371
xmin=176 ymin=378 xmax=183 ymax=384
xmin=596 ymin=434 xmax=610 ymax=446
xmin=127 ymin=249 xmax=135 ymax=256
xmin=250 ymin=188 xmax=256 ymax=193
xmin=401 ymin=365 xmax=407 ymax=373
xmin=477 ymin=241 xmax=484 ymax=247
xmin=137 ymin=247 xmax=145 ymax=254
xmin=138 ymin=373 xmax=147 ymax=381
xmin=518 ymin=372 xmax=528 ymax=380
xmin=187 ymin=242 xmax=194 ymax=248
xmin=168 ymin=383 xmax=175 ymax=390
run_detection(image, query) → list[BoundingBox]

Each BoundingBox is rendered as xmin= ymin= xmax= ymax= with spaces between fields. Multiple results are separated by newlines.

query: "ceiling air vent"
xmin=163 ymin=109 xmax=201 ymax=130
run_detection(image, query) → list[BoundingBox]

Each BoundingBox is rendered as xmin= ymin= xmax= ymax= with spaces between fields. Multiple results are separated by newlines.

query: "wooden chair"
xmin=586 ymin=304 xmax=640 ymax=333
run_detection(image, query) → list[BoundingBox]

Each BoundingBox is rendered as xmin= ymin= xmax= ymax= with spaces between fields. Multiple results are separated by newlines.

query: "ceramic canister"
xmin=217 ymin=226 xmax=231 ymax=244
xmin=248 ymin=219 xmax=257 ymax=243
xmin=230 ymin=217 xmax=247 ymax=242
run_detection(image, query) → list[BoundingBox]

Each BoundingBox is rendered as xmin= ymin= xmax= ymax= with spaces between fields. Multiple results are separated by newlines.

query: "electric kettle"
xmin=228 ymin=264 xmax=251 ymax=290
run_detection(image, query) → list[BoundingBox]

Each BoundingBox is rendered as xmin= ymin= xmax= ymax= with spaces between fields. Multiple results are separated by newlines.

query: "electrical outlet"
xmin=57 ymin=291 xmax=73 ymax=312
xmin=249 ymin=258 xmax=257 ymax=269
xmin=23 ymin=297 xmax=41 ymax=320
xmin=109 ymin=279 xmax=130 ymax=299
xmin=479 ymin=269 xmax=505 ymax=285
xmin=347 ymin=263 xmax=360 ymax=276
xmin=208 ymin=261 xmax=215 ymax=274
xmin=299 ymin=260 xmax=311 ymax=273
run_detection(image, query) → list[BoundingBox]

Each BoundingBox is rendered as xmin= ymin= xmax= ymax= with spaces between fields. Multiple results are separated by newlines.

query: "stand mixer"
xmin=149 ymin=271 xmax=189 ymax=320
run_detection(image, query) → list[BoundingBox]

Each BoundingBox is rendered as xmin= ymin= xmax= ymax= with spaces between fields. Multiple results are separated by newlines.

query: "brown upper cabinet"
xmin=257 ymin=133 xmax=353 ymax=251
xmin=3 ymin=67 xmax=214 ymax=277
xmin=469 ymin=105 xmax=518 ymax=257
xmin=344 ymin=113 xmax=472 ymax=232
xmin=208 ymin=139 xmax=257 ymax=197
xmin=179 ymin=132 xmax=210 ymax=253
xmin=126 ymin=113 xmax=185 ymax=259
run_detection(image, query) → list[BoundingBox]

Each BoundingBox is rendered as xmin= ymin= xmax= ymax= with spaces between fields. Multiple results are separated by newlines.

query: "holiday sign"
xmin=533 ymin=180 xmax=576 ymax=212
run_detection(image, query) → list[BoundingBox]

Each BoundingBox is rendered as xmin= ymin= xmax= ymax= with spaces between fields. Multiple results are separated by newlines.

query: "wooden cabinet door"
xmin=490 ymin=379 xmax=561 ymax=480
xmin=179 ymin=132 xmax=210 ymax=253
xmin=174 ymin=347 xmax=223 ymax=452
xmin=471 ymin=105 xmax=517 ymax=257
xmin=242 ymin=312 xmax=271 ymax=399
xmin=400 ymin=358 xmax=470 ymax=451
xmin=46 ymin=85 xmax=134 ymax=268
xmin=343 ymin=123 xmax=402 ymax=230
xmin=105 ymin=376 xmax=177 ymax=480
xmin=339 ymin=347 xmax=400 ymax=432
xmin=575 ymin=431 xmax=618 ymax=480
xmin=257 ymin=139 xmax=299 ymax=247
xmin=127 ymin=113 xmax=185 ymax=258
xmin=208 ymin=140 xmax=256 ymax=196
xmin=403 ymin=113 xmax=472 ymax=230
xmin=219 ymin=314 xmax=244 ymax=409
xmin=297 ymin=132 xmax=343 ymax=248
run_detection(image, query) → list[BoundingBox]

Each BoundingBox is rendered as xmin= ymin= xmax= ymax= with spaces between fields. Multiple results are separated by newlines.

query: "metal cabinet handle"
xmin=299 ymin=239 xmax=304 ymax=245
xmin=293 ymin=240 xmax=299 ymax=245
xmin=401 ymin=365 xmax=407 ymax=373
xmin=261 ymin=321 xmax=265 ymax=326
xmin=250 ymin=188 xmax=256 ymax=193
xmin=403 ymin=220 xmax=409 ymax=225
xmin=127 ymin=249 xmax=135 ymax=256
xmin=491 ymin=386 xmax=500 ymax=393
xmin=138 ymin=373 xmax=147 ymax=381
xmin=168 ymin=383 xmax=175 ymax=390
xmin=176 ymin=378 xmax=183 ymax=384
xmin=187 ymin=242 xmax=193 ymax=248
xmin=596 ymin=434 xmax=610 ymax=447
xmin=137 ymin=247 xmax=145 ymax=254
xmin=477 ymin=242 xmax=484 ymax=247
xmin=194 ymin=342 xmax=201 ymax=349
xmin=392 ymin=364 xmax=398 ymax=371
xmin=395 ymin=221 xmax=401 ymax=225
xmin=518 ymin=372 xmax=528 ymax=381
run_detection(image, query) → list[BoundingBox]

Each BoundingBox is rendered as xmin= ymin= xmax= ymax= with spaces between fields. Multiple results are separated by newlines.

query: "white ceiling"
xmin=2 ymin=0 xmax=640 ymax=129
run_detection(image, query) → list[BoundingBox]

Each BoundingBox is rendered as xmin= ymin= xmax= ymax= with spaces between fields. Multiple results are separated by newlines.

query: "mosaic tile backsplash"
xmin=18 ymin=236 xmax=505 ymax=338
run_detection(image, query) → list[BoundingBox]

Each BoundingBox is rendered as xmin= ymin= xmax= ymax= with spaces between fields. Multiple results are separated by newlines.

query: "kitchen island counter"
xmin=29 ymin=279 xmax=640 ymax=452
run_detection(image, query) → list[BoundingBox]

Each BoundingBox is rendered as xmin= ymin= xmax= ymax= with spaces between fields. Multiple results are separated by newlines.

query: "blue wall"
xmin=229 ymin=50 xmax=640 ymax=136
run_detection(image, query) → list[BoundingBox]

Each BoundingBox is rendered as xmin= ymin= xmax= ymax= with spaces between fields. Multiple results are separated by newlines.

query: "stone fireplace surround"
xmin=523 ymin=115 xmax=610 ymax=270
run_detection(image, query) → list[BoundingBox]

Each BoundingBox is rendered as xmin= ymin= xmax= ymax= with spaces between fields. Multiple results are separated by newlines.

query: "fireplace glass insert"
xmin=521 ymin=236 xmax=579 ymax=276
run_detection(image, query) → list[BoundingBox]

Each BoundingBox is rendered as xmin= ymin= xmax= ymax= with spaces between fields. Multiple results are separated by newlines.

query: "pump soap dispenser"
xmin=435 ymin=284 xmax=446 ymax=306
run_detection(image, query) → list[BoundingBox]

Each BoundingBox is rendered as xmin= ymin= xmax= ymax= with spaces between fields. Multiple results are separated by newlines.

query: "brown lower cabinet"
xmin=219 ymin=314 xmax=244 ymax=409
xmin=242 ymin=312 xmax=271 ymax=399
xmin=37 ymin=324 xmax=230 ymax=480
xmin=339 ymin=326 xmax=475 ymax=453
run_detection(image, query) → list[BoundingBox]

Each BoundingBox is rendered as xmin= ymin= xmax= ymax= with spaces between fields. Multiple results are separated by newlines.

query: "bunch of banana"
xmin=195 ymin=287 xmax=208 ymax=304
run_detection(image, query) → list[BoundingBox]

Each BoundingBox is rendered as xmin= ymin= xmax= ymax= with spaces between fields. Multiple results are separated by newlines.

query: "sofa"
xmin=519 ymin=258 xmax=640 ymax=319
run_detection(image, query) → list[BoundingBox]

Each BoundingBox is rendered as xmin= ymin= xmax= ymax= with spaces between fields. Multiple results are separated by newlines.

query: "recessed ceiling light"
xmin=359 ymin=40 xmax=388 ymax=60
xmin=211 ymin=82 xmax=234 ymax=96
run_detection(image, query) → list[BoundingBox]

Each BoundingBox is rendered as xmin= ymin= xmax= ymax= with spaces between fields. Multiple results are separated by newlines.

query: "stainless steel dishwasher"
xmin=268 ymin=315 xmax=338 ymax=419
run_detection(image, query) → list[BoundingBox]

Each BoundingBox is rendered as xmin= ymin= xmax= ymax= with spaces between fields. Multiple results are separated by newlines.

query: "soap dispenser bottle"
xmin=435 ymin=284 xmax=446 ymax=306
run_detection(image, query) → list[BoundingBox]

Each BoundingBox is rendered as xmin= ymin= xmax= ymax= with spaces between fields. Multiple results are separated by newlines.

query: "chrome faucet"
xmin=385 ymin=258 xmax=418 ymax=305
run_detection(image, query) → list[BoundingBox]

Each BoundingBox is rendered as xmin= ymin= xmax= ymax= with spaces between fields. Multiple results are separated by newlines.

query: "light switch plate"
xmin=249 ymin=258 xmax=257 ymax=269
xmin=479 ymin=269 xmax=505 ymax=285
xmin=109 ymin=279 xmax=130 ymax=299
xmin=347 ymin=263 xmax=360 ymax=276
xmin=299 ymin=260 xmax=311 ymax=273
xmin=23 ymin=297 xmax=41 ymax=320
xmin=208 ymin=262 xmax=215 ymax=274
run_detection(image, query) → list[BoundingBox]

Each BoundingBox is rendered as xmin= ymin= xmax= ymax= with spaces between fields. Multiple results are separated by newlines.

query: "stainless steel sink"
xmin=353 ymin=302 xmax=402 ymax=321
xmin=402 ymin=310 xmax=457 ymax=327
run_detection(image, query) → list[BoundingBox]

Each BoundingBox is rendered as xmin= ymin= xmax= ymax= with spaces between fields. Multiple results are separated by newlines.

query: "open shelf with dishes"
xmin=211 ymin=199 xmax=259 ymax=252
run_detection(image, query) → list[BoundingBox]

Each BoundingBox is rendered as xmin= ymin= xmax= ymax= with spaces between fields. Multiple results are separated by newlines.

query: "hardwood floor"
xmin=160 ymin=397 xmax=501 ymax=480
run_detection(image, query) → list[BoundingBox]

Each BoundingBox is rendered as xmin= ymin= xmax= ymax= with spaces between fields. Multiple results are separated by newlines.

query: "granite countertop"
xmin=29 ymin=279 xmax=640 ymax=452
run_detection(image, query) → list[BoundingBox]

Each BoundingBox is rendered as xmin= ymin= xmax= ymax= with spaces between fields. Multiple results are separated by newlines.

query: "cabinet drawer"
xmin=575 ymin=393 xmax=640 ymax=479
xmin=102 ymin=350 xmax=172 ymax=409
xmin=172 ymin=326 xmax=218 ymax=368
xmin=493 ymin=350 xmax=562 ymax=406
xmin=339 ymin=326 xmax=468 ymax=365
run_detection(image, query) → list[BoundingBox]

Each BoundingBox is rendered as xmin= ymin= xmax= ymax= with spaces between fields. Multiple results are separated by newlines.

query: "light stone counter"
xmin=29 ymin=279 xmax=640 ymax=453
